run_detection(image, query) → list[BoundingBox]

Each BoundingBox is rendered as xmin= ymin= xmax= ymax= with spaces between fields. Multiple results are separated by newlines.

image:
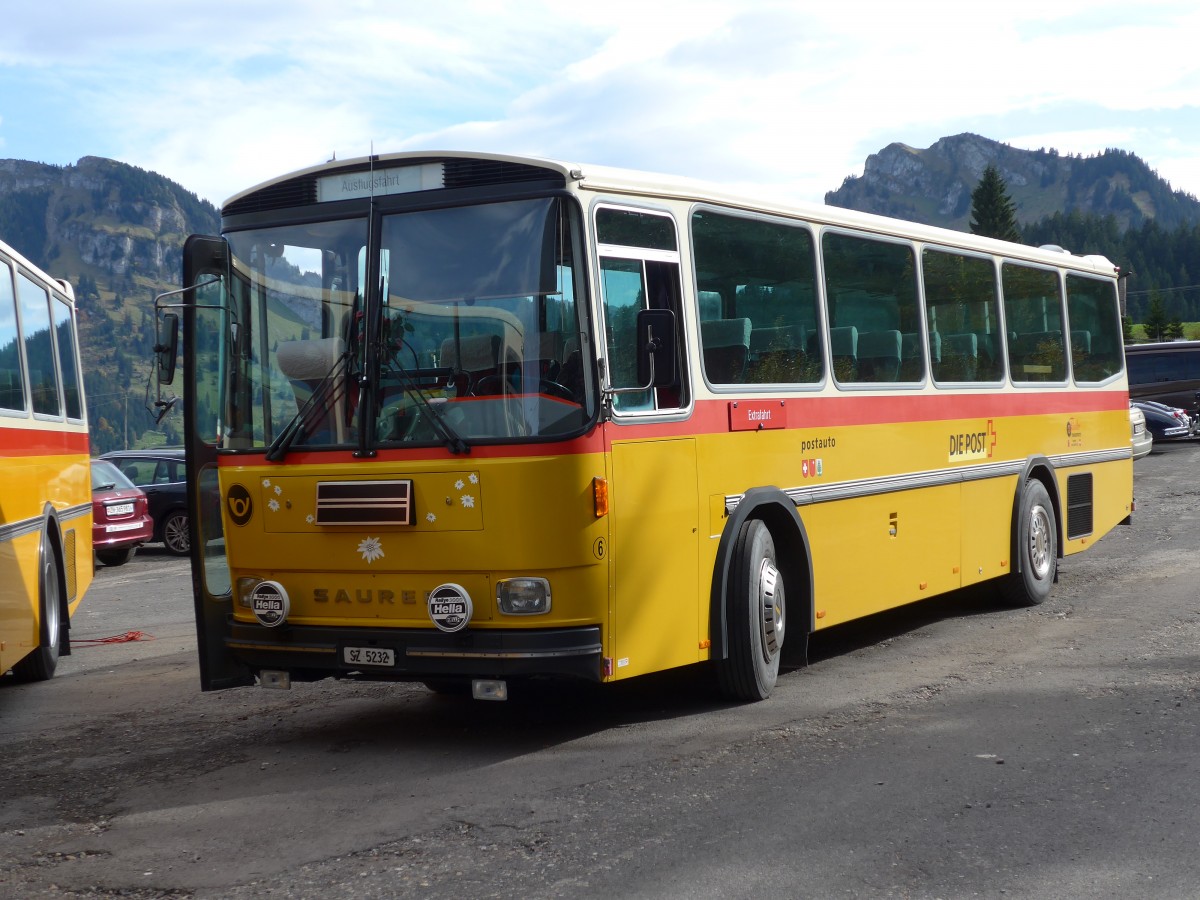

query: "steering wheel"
xmin=538 ymin=379 xmax=575 ymax=402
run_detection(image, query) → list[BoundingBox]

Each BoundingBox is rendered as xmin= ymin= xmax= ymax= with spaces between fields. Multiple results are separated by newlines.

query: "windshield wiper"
xmin=266 ymin=350 xmax=354 ymax=462
xmin=383 ymin=349 xmax=470 ymax=455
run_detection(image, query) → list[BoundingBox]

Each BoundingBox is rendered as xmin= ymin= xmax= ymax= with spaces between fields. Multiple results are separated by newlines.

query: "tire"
xmin=716 ymin=519 xmax=785 ymax=701
xmin=1002 ymin=479 xmax=1057 ymax=607
xmin=12 ymin=543 xmax=62 ymax=682
xmin=96 ymin=546 xmax=137 ymax=567
xmin=161 ymin=509 xmax=190 ymax=555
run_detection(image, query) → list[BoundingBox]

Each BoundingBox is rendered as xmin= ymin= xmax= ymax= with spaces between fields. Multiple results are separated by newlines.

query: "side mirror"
xmin=156 ymin=312 xmax=179 ymax=384
xmin=636 ymin=308 xmax=677 ymax=387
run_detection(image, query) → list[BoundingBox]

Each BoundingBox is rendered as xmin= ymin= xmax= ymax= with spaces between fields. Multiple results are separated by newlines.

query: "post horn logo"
xmin=227 ymin=484 xmax=253 ymax=526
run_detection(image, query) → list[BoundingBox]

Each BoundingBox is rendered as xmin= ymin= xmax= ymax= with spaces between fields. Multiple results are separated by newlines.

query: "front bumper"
xmin=224 ymin=619 xmax=604 ymax=682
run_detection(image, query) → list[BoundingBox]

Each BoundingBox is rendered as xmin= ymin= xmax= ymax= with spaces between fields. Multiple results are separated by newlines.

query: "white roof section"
xmin=224 ymin=150 xmax=1119 ymax=277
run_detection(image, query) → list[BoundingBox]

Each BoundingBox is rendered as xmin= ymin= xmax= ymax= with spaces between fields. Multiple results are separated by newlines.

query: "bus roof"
xmin=223 ymin=150 xmax=1120 ymax=278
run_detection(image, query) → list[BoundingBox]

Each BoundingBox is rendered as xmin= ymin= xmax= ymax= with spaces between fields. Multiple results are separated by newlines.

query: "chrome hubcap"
xmin=1029 ymin=504 xmax=1052 ymax=580
xmin=758 ymin=558 xmax=784 ymax=662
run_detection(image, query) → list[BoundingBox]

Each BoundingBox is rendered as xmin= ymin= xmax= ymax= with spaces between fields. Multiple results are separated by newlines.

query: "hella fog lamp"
xmin=496 ymin=577 xmax=551 ymax=615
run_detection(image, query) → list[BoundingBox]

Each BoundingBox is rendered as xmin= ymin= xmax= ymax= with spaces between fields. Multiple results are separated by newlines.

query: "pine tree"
xmin=969 ymin=164 xmax=1021 ymax=242
xmin=1143 ymin=294 xmax=1169 ymax=341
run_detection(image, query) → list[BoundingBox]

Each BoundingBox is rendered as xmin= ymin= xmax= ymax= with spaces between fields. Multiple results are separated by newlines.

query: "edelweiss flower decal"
xmin=357 ymin=537 xmax=385 ymax=563
xmin=262 ymin=478 xmax=285 ymax=513
xmin=426 ymin=512 xmax=437 ymax=523
xmin=453 ymin=473 xmax=481 ymax=510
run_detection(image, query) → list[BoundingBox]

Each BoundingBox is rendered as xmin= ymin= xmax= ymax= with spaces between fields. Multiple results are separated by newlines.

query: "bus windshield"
xmin=220 ymin=196 xmax=593 ymax=452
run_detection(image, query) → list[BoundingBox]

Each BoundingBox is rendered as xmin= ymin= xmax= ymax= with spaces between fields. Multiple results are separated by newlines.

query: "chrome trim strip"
xmin=405 ymin=644 xmax=603 ymax=660
xmin=0 ymin=502 xmax=89 ymax=544
xmin=59 ymin=502 xmax=92 ymax=523
xmin=726 ymin=446 xmax=1132 ymax=514
xmin=1048 ymin=447 xmax=1132 ymax=468
xmin=0 ymin=515 xmax=42 ymax=544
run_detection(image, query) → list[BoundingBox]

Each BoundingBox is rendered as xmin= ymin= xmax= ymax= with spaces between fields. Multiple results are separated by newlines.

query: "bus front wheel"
xmin=1002 ymin=479 xmax=1057 ymax=607
xmin=717 ymin=519 xmax=785 ymax=701
xmin=12 ymin=543 xmax=63 ymax=682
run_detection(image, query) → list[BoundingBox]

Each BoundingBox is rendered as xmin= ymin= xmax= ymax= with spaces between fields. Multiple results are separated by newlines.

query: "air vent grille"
xmin=1066 ymin=473 xmax=1094 ymax=539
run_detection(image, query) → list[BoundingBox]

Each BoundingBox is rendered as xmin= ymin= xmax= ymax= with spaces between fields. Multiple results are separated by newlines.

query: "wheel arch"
xmin=709 ymin=487 xmax=813 ymax=660
xmin=1010 ymin=456 xmax=1063 ymax=577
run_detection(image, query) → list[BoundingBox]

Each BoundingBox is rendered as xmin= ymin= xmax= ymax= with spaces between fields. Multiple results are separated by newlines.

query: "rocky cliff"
xmin=824 ymin=133 xmax=1200 ymax=233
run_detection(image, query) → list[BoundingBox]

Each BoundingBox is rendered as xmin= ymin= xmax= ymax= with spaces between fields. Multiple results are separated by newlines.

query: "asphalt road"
xmin=2 ymin=438 xmax=1199 ymax=899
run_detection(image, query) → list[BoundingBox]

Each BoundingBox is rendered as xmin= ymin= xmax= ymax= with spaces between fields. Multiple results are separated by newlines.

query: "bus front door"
xmin=182 ymin=235 xmax=254 ymax=691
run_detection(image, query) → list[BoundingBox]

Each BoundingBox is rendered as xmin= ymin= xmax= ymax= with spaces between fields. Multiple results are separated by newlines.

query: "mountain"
xmin=825 ymin=133 xmax=1200 ymax=233
xmin=3 ymin=141 xmax=1199 ymax=455
xmin=0 ymin=156 xmax=219 ymax=453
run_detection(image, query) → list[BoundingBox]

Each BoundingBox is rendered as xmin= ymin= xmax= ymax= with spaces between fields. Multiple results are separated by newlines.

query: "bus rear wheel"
xmin=717 ymin=519 xmax=785 ymax=701
xmin=13 ymin=543 xmax=63 ymax=682
xmin=1002 ymin=479 xmax=1057 ymax=607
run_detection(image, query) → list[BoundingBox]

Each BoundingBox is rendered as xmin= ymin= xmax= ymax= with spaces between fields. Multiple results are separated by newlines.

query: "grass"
xmin=1129 ymin=323 xmax=1200 ymax=342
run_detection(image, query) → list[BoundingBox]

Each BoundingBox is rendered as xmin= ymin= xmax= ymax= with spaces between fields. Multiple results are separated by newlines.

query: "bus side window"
xmin=690 ymin=209 xmax=820 ymax=385
xmin=923 ymin=247 xmax=1004 ymax=384
xmin=822 ymin=232 xmax=919 ymax=385
xmin=1065 ymin=273 xmax=1122 ymax=383
xmin=0 ymin=260 xmax=26 ymax=412
xmin=1003 ymin=264 xmax=1066 ymax=383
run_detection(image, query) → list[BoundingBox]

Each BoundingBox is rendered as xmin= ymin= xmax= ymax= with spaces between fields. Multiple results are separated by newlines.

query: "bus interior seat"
xmin=701 ymin=317 xmax=752 ymax=383
xmin=749 ymin=324 xmax=805 ymax=357
xmin=440 ymin=333 xmax=502 ymax=393
xmin=900 ymin=330 xmax=939 ymax=381
xmin=747 ymin=323 xmax=806 ymax=381
xmin=276 ymin=336 xmax=349 ymax=442
xmin=1071 ymin=329 xmax=1092 ymax=353
xmin=940 ymin=333 xmax=979 ymax=380
xmin=1010 ymin=330 xmax=1063 ymax=361
xmin=697 ymin=290 xmax=723 ymax=321
xmin=858 ymin=330 xmax=902 ymax=381
xmin=829 ymin=325 xmax=858 ymax=379
xmin=974 ymin=331 xmax=998 ymax=362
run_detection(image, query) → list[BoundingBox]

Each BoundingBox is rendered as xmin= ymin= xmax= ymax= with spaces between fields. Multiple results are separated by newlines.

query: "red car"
xmin=91 ymin=459 xmax=154 ymax=567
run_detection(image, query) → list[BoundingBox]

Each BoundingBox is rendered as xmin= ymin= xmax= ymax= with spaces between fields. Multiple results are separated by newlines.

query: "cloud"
xmin=3 ymin=0 xmax=1199 ymax=204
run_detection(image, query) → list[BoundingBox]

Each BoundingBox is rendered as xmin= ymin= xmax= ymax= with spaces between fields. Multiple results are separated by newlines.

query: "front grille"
xmin=315 ymin=480 xmax=415 ymax=526
xmin=223 ymin=179 xmax=319 ymax=216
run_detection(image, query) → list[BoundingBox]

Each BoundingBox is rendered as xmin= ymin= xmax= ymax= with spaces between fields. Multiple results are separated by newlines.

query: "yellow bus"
xmin=159 ymin=151 xmax=1130 ymax=701
xmin=1 ymin=238 xmax=91 ymax=682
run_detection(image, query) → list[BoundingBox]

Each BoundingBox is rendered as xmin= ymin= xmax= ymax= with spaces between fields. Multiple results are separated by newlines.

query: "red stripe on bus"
xmin=217 ymin=389 xmax=1128 ymax=466
xmin=0 ymin=426 xmax=91 ymax=456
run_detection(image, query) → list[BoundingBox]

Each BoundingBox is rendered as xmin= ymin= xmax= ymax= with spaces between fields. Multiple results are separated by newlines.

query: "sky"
xmin=2 ymin=0 xmax=1199 ymax=208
